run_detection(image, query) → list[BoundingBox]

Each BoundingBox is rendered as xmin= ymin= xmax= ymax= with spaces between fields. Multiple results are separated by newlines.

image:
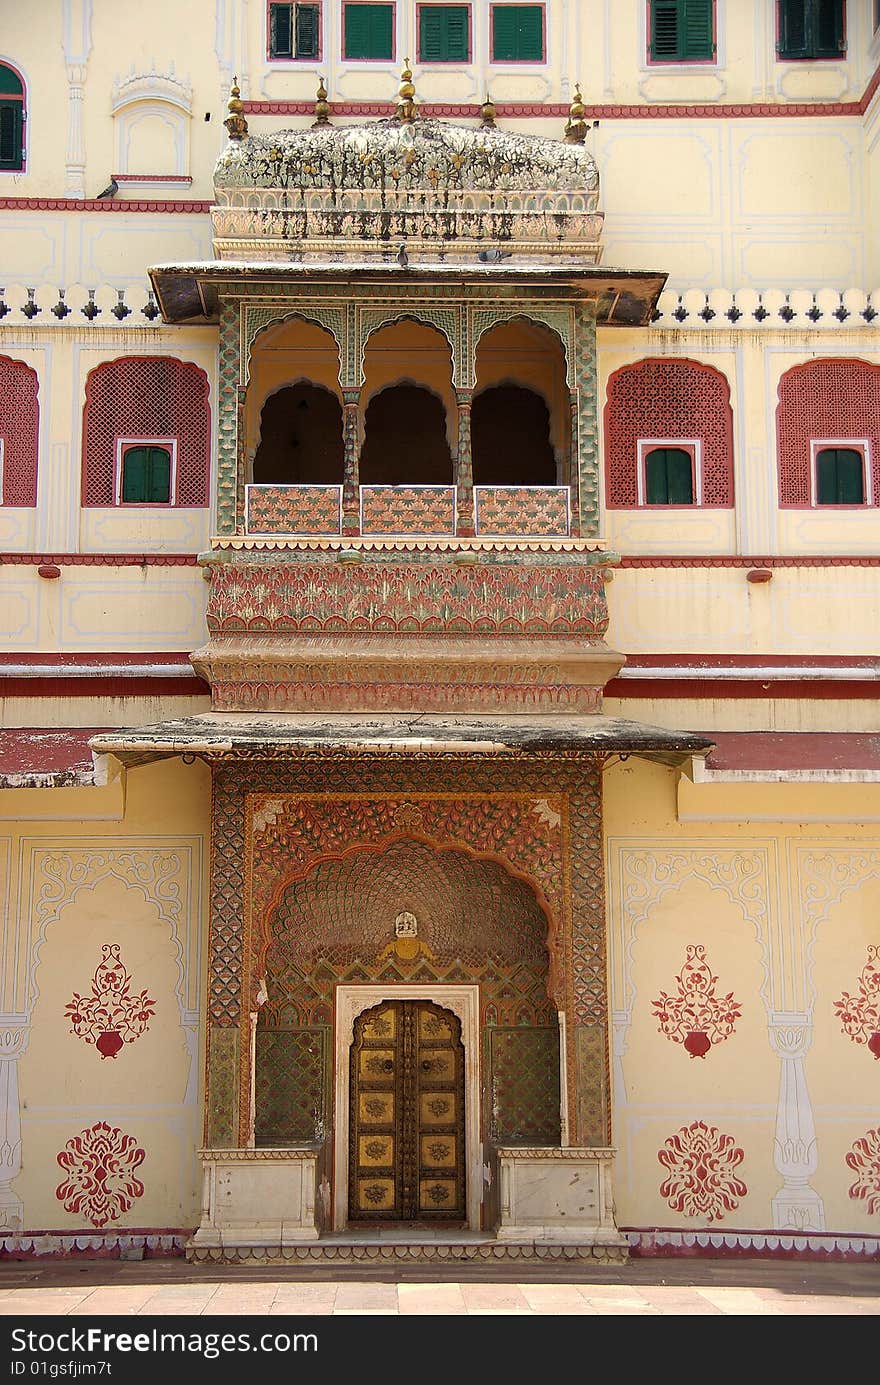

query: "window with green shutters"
xmin=269 ymin=4 xmax=321 ymax=59
xmin=777 ymin=0 xmax=845 ymax=58
xmin=649 ymin=0 xmax=715 ymax=62
xmin=491 ymin=5 xmax=545 ymax=61
xmin=120 ymin=446 xmax=173 ymax=505
xmin=343 ymin=3 xmax=394 ymax=59
xmin=419 ymin=5 xmax=470 ymax=62
xmin=0 ymin=64 xmax=25 ymax=171
xmin=644 ymin=447 xmax=695 ymax=505
xmin=815 ymin=447 xmax=865 ymax=504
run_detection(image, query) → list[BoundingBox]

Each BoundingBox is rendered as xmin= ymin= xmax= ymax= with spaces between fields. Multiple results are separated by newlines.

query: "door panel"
xmin=349 ymin=999 xmax=465 ymax=1222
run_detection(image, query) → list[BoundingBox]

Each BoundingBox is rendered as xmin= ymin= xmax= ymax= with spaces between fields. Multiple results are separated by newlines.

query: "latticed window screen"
xmin=645 ymin=446 xmax=695 ymax=504
xmin=815 ymin=448 xmax=865 ymax=505
xmin=343 ymin=2 xmax=394 ymax=58
xmin=604 ymin=359 xmax=734 ymax=508
xmin=777 ymin=0 xmax=845 ymax=59
xmin=0 ymin=355 xmax=39 ymax=506
xmin=269 ymin=3 xmax=320 ymax=58
xmin=81 ymin=357 xmax=210 ymax=507
xmin=0 ymin=64 xmax=24 ymax=171
xmin=419 ymin=5 xmax=470 ymax=61
xmin=491 ymin=4 xmax=544 ymax=61
xmin=777 ymin=360 xmax=880 ymax=507
xmin=649 ymin=0 xmax=715 ymax=61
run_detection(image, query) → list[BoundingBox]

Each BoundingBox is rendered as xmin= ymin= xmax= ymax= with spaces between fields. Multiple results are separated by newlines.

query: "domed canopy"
xmin=211 ymin=116 xmax=604 ymax=265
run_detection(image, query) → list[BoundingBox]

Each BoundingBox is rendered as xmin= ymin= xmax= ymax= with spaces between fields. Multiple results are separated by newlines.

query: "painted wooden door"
xmin=349 ymin=999 xmax=466 ymax=1222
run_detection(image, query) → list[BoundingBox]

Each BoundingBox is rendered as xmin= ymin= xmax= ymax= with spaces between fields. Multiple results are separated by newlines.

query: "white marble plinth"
xmin=493 ymin=1146 xmax=627 ymax=1246
xmin=190 ymin=1147 xmax=321 ymax=1248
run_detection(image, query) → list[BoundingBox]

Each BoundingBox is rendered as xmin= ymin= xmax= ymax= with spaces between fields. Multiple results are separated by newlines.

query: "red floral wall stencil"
xmin=835 ymin=946 xmax=880 ymax=1059
xmin=652 ymin=944 xmax=742 ymax=1058
xmin=658 ymin=1120 xmax=747 ymax=1221
xmin=55 ymin=1122 xmax=146 ymax=1227
xmin=66 ymin=943 xmax=156 ymax=1058
xmin=846 ymin=1128 xmax=880 ymax=1215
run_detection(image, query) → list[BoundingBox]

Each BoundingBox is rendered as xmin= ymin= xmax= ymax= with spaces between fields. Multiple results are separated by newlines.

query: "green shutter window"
xmin=816 ymin=448 xmax=864 ymax=505
xmin=645 ymin=447 xmax=695 ymax=505
xmin=295 ymin=5 xmax=321 ymax=58
xmin=344 ymin=3 xmax=393 ymax=59
xmin=650 ymin=0 xmax=714 ymax=61
xmin=121 ymin=446 xmax=172 ymax=504
xmin=492 ymin=5 xmax=544 ymax=62
xmin=270 ymin=3 xmax=294 ymax=56
xmin=778 ymin=0 xmax=844 ymax=58
xmin=419 ymin=5 xmax=470 ymax=63
xmin=0 ymin=65 xmax=24 ymax=171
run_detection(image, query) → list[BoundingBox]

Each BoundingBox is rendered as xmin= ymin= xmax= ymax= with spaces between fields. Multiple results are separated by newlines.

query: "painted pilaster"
xmin=0 ymin=1026 xmax=27 ymax=1234
xmin=62 ymin=0 xmax=93 ymax=198
xmin=568 ymin=397 xmax=581 ymax=537
xmin=216 ymin=298 xmax=241 ymax=536
xmin=455 ymin=388 xmax=474 ymax=537
xmin=769 ymin=1014 xmax=825 ymax=1232
xmin=573 ymin=305 xmax=600 ymax=538
xmin=567 ymin=767 xmax=611 ymax=1147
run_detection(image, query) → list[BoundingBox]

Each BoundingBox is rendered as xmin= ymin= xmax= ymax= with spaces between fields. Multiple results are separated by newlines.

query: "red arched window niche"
xmin=81 ymin=356 xmax=211 ymax=507
xmin=604 ymin=357 xmax=734 ymax=509
xmin=776 ymin=359 xmax=880 ymax=508
xmin=0 ymin=355 xmax=39 ymax=506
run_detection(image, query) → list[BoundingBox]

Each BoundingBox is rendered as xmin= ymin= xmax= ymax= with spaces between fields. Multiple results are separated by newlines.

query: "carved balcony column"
xmin=769 ymin=1014 xmax=825 ymax=1232
xmin=568 ymin=397 xmax=582 ymax=538
xmin=236 ymin=385 xmax=248 ymax=533
xmin=455 ymin=389 xmax=474 ymax=537
xmin=342 ymin=388 xmax=362 ymax=536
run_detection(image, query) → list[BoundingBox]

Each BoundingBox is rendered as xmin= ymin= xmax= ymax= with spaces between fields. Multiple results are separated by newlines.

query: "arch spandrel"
xmin=244 ymin=306 xmax=346 ymax=385
xmin=467 ymin=307 xmax=575 ymax=390
xmin=357 ymin=309 xmax=461 ymax=388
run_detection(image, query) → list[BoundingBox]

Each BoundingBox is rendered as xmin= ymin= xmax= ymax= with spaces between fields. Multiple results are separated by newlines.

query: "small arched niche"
xmin=473 ymin=319 xmax=569 ymax=486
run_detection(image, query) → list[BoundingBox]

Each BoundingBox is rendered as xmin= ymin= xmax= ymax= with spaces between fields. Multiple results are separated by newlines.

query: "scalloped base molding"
xmin=625 ymin=1229 xmax=880 ymax=1261
xmin=0 ymin=1232 xmax=188 ymax=1259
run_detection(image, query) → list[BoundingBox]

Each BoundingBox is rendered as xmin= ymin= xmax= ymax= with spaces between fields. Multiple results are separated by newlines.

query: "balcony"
xmin=244 ymin=484 xmax=573 ymax=539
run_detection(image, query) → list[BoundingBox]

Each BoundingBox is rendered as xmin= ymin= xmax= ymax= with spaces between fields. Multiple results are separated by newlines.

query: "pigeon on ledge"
xmin=95 ymin=177 xmax=119 ymax=200
xmin=397 ymin=243 xmax=409 ymax=267
xmin=478 ymin=247 xmax=513 ymax=263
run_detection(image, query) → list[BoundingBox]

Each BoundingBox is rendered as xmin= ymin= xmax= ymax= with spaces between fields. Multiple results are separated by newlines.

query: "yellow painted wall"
xmin=1 ymin=757 xmax=210 ymax=1235
xmin=605 ymin=756 xmax=880 ymax=1236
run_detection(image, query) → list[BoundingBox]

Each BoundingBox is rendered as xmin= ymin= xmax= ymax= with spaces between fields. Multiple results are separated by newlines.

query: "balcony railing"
xmin=244 ymin=484 xmax=572 ymax=538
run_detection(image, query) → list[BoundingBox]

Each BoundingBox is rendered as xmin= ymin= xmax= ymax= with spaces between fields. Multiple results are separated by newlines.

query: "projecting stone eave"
xmin=146 ymin=260 xmax=669 ymax=327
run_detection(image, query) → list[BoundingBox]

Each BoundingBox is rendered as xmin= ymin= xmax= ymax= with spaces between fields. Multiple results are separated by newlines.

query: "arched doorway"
xmin=252 ymin=381 xmax=344 ymax=484
xmin=472 ymin=384 xmax=557 ymax=485
xmin=359 ymin=382 xmax=453 ymax=485
xmin=349 ymin=998 xmax=466 ymax=1223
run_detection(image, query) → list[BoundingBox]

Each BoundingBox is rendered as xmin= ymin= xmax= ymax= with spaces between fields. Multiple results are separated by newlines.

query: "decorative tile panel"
xmin=245 ymin=485 xmax=342 ymax=535
xmin=360 ymin=486 xmax=456 ymax=536
xmin=475 ymin=486 xmax=570 ymax=537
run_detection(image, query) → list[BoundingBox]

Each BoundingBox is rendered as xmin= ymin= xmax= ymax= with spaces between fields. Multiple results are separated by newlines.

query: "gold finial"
xmin=396 ymin=59 xmax=417 ymax=123
xmin=313 ymin=76 xmax=330 ymax=126
xmin=224 ymin=75 xmax=249 ymax=141
xmin=480 ymin=93 xmax=497 ymax=129
xmin=564 ymin=83 xmax=587 ymax=144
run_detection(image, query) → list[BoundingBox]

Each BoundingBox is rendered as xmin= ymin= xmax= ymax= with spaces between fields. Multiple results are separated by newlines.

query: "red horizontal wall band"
xmin=615 ymin=555 xmax=880 ymax=567
xmin=0 ymin=553 xmax=200 ymax=565
xmin=0 ymin=198 xmax=211 ymax=213
xmin=0 ymin=676 xmax=209 ymax=698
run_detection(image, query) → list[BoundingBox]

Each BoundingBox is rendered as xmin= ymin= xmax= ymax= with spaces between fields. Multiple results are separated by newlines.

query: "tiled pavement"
xmin=0 ymin=1255 xmax=878 ymax=1315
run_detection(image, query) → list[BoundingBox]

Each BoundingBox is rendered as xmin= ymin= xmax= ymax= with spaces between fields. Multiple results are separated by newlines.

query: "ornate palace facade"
xmin=0 ymin=1 xmax=878 ymax=1265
